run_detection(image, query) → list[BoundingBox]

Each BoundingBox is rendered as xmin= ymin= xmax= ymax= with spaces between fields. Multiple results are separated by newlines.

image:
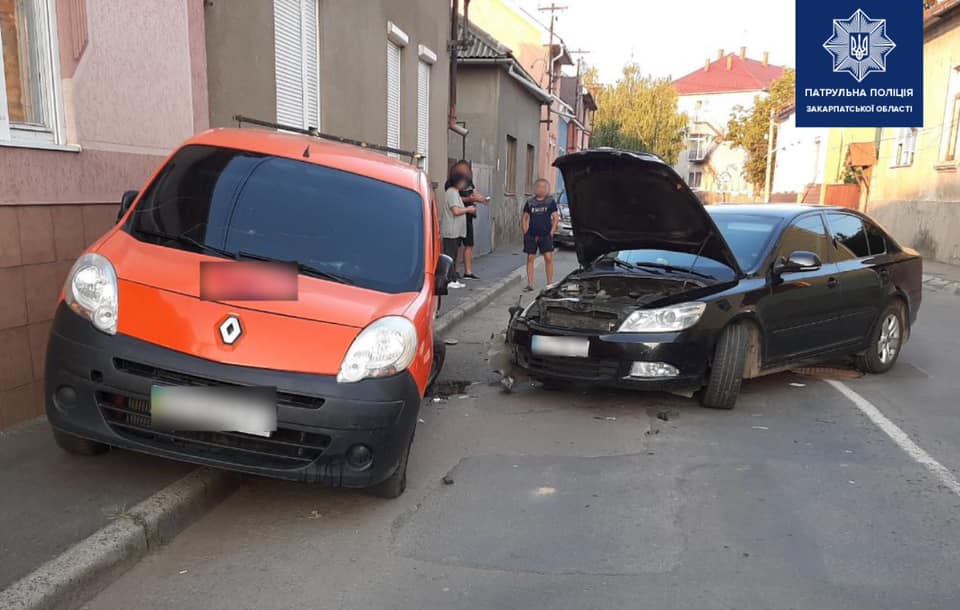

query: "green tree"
xmin=725 ymin=69 xmax=796 ymax=193
xmin=587 ymin=63 xmax=688 ymax=164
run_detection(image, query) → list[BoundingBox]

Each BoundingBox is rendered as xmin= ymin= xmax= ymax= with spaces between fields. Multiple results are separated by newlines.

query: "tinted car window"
xmin=827 ymin=213 xmax=869 ymax=261
xmin=777 ymin=214 xmax=829 ymax=262
xmin=710 ymin=213 xmax=781 ymax=270
xmin=866 ymin=221 xmax=887 ymax=255
xmin=126 ymin=145 xmax=425 ymax=294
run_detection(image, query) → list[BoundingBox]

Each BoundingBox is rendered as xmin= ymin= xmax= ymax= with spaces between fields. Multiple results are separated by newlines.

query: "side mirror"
xmin=774 ymin=250 xmax=822 ymax=275
xmin=117 ymin=190 xmax=139 ymax=222
xmin=435 ymin=254 xmax=454 ymax=296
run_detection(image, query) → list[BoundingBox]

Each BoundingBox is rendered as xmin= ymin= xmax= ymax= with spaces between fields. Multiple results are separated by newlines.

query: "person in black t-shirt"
xmin=449 ymin=160 xmax=488 ymax=279
xmin=521 ymin=178 xmax=559 ymax=291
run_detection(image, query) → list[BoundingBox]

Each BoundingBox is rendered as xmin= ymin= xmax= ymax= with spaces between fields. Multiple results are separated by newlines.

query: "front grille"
xmin=114 ymin=358 xmax=324 ymax=410
xmin=542 ymin=308 xmax=619 ymax=333
xmin=97 ymin=391 xmax=330 ymax=469
xmin=524 ymin=354 xmax=621 ymax=382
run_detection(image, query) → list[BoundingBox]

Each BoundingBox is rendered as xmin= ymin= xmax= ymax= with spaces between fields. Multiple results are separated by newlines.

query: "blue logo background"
xmin=796 ymin=1 xmax=923 ymax=127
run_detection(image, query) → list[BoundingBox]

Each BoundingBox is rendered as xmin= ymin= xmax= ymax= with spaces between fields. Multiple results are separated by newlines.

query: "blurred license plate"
xmin=150 ymin=386 xmax=277 ymax=437
xmin=531 ymin=335 xmax=589 ymax=358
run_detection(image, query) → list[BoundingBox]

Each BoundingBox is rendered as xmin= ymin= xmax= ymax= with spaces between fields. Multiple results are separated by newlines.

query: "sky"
xmin=510 ymin=0 xmax=796 ymax=83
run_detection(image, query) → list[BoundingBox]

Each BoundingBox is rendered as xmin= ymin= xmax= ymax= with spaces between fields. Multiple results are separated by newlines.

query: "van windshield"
xmin=125 ymin=144 xmax=425 ymax=294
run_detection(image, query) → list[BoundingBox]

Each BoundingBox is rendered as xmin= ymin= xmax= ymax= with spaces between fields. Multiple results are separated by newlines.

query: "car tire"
xmin=855 ymin=301 xmax=905 ymax=375
xmin=700 ymin=323 xmax=748 ymax=410
xmin=427 ymin=340 xmax=446 ymax=391
xmin=52 ymin=428 xmax=109 ymax=456
xmin=368 ymin=429 xmax=414 ymax=499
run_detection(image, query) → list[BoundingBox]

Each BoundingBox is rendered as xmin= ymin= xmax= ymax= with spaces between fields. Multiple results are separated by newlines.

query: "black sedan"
xmin=507 ymin=149 xmax=923 ymax=409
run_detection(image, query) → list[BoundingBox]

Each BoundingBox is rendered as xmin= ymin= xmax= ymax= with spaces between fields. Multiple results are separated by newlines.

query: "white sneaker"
xmin=449 ymin=281 xmax=466 ymax=289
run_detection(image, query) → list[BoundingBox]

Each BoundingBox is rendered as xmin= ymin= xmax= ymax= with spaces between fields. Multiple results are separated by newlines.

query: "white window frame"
xmin=940 ymin=66 xmax=960 ymax=164
xmin=688 ymin=135 xmax=706 ymax=162
xmin=416 ymin=44 xmax=435 ymax=168
xmin=386 ymin=22 xmax=407 ymax=155
xmin=0 ymin=0 xmax=67 ymax=149
xmin=891 ymin=127 xmax=917 ymax=168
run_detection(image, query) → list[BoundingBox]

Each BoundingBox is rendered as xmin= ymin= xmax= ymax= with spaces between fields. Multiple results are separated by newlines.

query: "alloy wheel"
xmin=877 ymin=313 xmax=901 ymax=365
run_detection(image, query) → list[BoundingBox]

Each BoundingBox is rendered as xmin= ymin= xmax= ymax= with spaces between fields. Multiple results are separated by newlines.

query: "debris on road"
xmin=751 ymin=425 xmax=769 ymax=430
xmin=443 ymin=338 xmax=459 ymax=346
xmin=442 ymin=475 xmax=455 ymax=486
xmin=656 ymin=409 xmax=679 ymax=422
xmin=593 ymin=416 xmax=617 ymax=421
xmin=535 ymin=486 xmax=556 ymax=496
xmin=792 ymin=365 xmax=864 ymax=380
xmin=789 ymin=382 xmax=806 ymax=388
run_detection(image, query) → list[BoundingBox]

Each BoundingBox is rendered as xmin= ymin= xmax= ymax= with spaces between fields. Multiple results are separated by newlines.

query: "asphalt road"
xmin=82 ymin=250 xmax=960 ymax=610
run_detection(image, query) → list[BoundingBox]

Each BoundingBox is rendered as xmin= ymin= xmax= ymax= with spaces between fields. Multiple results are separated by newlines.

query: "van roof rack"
xmin=232 ymin=114 xmax=425 ymax=168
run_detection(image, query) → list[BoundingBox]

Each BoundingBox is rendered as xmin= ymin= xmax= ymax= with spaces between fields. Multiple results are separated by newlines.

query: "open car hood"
xmin=553 ymin=149 xmax=743 ymax=275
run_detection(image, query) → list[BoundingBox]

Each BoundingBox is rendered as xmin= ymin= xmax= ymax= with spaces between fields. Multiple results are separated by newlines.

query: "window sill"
xmin=0 ymin=139 xmax=81 ymax=153
xmin=934 ymin=162 xmax=958 ymax=173
xmin=889 ymin=163 xmax=914 ymax=169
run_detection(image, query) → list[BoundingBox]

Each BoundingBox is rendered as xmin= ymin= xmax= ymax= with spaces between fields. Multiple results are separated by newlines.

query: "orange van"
xmin=44 ymin=125 xmax=452 ymax=498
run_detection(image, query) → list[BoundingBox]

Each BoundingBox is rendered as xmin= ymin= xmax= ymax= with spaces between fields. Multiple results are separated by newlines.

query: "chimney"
xmin=763 ymin=51 xmax=769 ymax=66
xmin=739 ymin=46 xmax=746 ymax=59
xmin=726 ymin=55 xmax=733 ymax=71
xmin=717 ymin=48 xmax=724 ymax=60
xmin=704 ymin=58 xmax=710 ymax=72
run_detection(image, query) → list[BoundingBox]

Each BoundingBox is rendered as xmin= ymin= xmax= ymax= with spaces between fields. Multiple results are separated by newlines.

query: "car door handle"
xmin=827 ymin=277 xmax=839 ymax=289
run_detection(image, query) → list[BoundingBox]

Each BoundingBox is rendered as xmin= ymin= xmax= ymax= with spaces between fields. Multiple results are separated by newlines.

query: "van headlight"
xmin=64 ymin=253 xmax=119 ymax=335
xmin=618 ymin=302 xmax=706 ymax=333
xmin=337 ymin=316 xmax=418 ymax=383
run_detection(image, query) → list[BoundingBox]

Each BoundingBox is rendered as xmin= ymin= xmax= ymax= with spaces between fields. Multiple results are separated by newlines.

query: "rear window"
xmin=125 ymin=145 xmax=425 ymax=294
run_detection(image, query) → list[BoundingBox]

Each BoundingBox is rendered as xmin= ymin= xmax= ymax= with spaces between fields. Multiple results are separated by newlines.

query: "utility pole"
xmin=538 ymin=3 xmax=567 ymax=129
xmin=763 ymin=106 xmax=776 ymax=202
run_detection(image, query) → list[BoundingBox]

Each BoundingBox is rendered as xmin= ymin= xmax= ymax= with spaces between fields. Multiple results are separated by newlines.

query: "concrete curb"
xmin=922 ymin=273 xmax=960 ymax=296
xmin=0 ymin=257 xmax=534 ymax=610
xmin=0 ymin=468 xmax=241 ymax=610
xmin=436 ymin=258 xmax=541 ymax=336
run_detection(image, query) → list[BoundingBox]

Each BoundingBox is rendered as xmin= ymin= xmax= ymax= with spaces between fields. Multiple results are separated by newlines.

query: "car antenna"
xmin=682 ymin=232 xmax=712 ymax=291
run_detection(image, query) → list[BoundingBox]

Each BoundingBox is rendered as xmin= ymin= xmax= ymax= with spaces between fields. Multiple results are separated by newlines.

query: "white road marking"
xmin=827 ymin=379 xmax=960 ymax=497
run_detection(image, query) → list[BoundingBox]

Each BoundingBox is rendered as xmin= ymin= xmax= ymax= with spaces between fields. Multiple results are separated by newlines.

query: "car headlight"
xmin=337 ymin=316 xmax=418 ymax=383
xmin=618 ymin=302 xmax=706 ymax=333
xmin=64 ymin=253 xmax=118 ymax=335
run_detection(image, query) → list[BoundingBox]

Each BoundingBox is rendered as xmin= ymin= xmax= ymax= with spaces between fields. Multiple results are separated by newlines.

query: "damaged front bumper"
xmin=507 ymin=316 xmax=712 ymax=391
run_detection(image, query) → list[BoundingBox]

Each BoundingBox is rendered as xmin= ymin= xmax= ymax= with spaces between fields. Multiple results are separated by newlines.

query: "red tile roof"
xmin=672 ymin=54 xmax=785 ymax=95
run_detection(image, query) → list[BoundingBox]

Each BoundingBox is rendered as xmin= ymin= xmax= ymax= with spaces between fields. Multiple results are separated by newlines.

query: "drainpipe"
xmin=448 ymin=0 xmax=469 ymax=137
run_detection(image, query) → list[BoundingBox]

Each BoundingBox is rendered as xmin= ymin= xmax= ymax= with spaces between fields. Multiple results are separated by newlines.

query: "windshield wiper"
xmin=134 ymin=228 xmax=238 ymax=260
xmin=606 ymin=258 xmax=715 ymax=281
xmin=610 ymin=258 xmax=663 ymax=275
xmin=237 ymin=251 xmax=354 ymax=286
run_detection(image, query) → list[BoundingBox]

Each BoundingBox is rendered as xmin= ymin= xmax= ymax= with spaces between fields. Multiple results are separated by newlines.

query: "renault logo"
xmin=218 ymin=315 xmax=243 ymax=345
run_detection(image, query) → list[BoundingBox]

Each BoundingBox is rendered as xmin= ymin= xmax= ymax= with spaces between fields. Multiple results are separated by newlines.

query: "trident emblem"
xmin=849 ymin=33 xmax=869 ymax=61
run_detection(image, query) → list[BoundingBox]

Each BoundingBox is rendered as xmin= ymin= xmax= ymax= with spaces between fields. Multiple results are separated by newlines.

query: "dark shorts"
xmin=464 ymin=215 xmax=475 ymax=247
xmin=523 ymin=233 xmax=554 ymax=255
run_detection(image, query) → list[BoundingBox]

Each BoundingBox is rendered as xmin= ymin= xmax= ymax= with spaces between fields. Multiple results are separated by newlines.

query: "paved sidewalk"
xmin=0 ymin=419 xmax=193 ymax=589
xmin=922 ymin=260 xmax=960 ymax=295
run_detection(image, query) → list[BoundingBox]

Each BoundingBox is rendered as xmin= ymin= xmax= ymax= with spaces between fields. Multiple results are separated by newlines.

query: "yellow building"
xmin=822 ymin=1 xmax=960 ymax=264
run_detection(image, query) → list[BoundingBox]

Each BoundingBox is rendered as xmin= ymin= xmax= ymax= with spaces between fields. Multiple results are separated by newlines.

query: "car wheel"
xmin=855 ymin=301 xmax=904 ymax=374
xmin=52 ymin=428 xmax=109 ymax=456
xmin=368 ymin=429 xmax=414 ymax=499
xmin=700 ymin=323 xmax=748 ymax=410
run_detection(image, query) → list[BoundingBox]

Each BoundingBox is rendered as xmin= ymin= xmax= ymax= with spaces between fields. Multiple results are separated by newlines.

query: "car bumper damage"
xmin=507 ymin=316 xmax=711 ymax=391
xmin=44 ymin=304 xmax=421 ymax=488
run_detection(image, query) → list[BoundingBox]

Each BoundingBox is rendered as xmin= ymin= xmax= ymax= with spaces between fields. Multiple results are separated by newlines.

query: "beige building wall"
xmin=1 ymin=0 xmax=207 ymax=429
xmin=865 ymin=18 xmax=960 ymax=264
